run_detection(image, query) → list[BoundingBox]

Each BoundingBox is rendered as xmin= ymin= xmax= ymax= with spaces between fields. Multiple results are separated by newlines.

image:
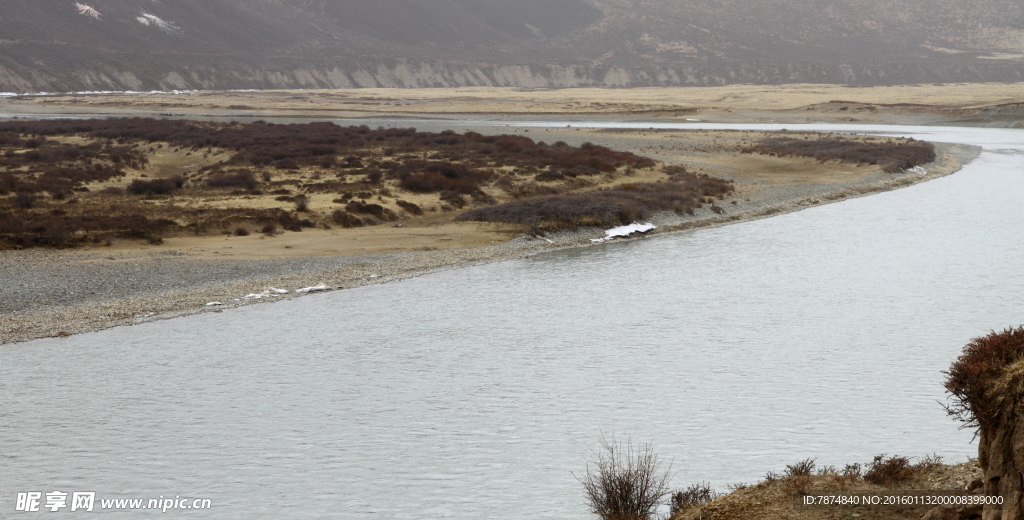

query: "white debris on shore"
xmin=295 ymin=284 xmax=329 ymax=293
xmin=590 ymin=222 xmax=656 ymax=243
xmin=205 ymin=302 xmax=223 ymax=306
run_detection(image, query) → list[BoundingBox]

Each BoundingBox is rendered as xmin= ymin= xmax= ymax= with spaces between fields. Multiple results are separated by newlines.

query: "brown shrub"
xmin=127 ymin=177 xmax=183 ymax=196
xmin=944 ymin=326 xmax=1024 ymax=430
xmin=331 ymin=209 xmax=364 ymax=228
xmin=14 ymin=191 xmax=36 ymax=209
xmin=396 ymin=200 xmax=422 ymax=215
xmin=207 ymin=170 xmax=258 ymax=190
xmin=863 ymin=455 xmax=915 ymax=486
xmin=439 ymin=190 xmax=465 ymax=208
xmin=785 ymin=458 xmax=816 ymax=477
xmin=345 ymin=201 xmax=396 ymax=220
xmin=670 ymin=483 xmax=718 ymax=515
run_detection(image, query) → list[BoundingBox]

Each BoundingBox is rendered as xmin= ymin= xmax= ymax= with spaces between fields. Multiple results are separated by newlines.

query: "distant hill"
xmin=1 ymin=0 xmax=1023 ymax=92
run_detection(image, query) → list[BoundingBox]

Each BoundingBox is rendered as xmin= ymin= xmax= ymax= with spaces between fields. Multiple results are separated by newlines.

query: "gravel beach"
xmin=0 ymin=142 xmax=980 ymax=344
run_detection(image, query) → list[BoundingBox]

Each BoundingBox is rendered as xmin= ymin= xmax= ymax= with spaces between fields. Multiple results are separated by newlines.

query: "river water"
xmin=2 ymin=124 xmax=1023 ymax=518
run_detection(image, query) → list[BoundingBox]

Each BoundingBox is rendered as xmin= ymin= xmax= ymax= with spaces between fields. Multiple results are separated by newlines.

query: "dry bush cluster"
xmin=0 ymin=119 xmax=653 ymax=183
xmin=741 ymin=136 xmax=935 ymax=172
xmin=455 ymin=173 xmax=734 ymax=231
xmin=944 ymin=326 xmax=1024 ymax=431
xmin=669 ymin=453 xmax=954 ymax=520
xmin=1 ymin=118 xmax=738 ymax=249
xmin=0 ymin=132 xmax=146 ymax=198
xmin=670 ymin=483 xmax=718 ymax=515
xmin=0 ymin=193 xmax=316 ymax=248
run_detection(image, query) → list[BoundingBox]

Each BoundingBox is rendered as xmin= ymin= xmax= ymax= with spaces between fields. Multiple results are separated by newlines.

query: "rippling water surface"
xmin=2 ymin=124 xmax=1023 ymax=518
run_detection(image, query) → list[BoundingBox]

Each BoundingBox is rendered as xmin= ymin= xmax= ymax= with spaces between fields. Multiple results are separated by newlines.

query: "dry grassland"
xmin=4 ymin=83 xmax=1023 ymax=125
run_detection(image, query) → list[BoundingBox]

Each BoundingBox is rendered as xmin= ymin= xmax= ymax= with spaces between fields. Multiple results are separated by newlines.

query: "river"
xmin=2 ymin=123 xmax=1023 ymax=518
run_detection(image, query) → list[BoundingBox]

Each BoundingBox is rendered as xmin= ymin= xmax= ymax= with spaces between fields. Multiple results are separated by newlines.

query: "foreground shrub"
xmin=785 ymin=458 xmax=816 ymax=477
xmin=944 ymin=326 xmax=1024 ymax=431
xmin=578 ymin=436 xmax=672 ymax=520
xmin=863 ymin=455 xmax=915 ymax=486
xmin=670 ymin=483 xmax=718 ymax=515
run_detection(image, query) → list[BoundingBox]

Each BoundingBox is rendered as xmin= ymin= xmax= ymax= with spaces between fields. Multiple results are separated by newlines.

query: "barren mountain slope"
xmin=1 ymin=0 xmax=1022 ymax=91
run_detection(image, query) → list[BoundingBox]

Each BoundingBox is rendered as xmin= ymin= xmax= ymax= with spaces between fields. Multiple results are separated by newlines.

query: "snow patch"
xmin=75 ymin=3 xmax=101 ymax=19
xmin=590 ymin=222 xmax=656 ymax=243
xmin=136 ymin=13 xmax=181 ymax=35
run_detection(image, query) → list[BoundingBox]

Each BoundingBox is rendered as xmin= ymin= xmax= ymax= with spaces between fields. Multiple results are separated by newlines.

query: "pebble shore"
xmin=1 ymin=143 xmax=980 ymax=344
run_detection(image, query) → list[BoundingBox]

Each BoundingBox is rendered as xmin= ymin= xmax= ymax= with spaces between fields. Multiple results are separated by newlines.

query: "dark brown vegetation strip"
xmin=0 ymin=119 xmax=654 ymax=195
xmin=0 ymin=197 xmax=317 ymax=248
xmin=456 ymin=172 xmax=734 ymax=231
xmin=741 ymin=136 xmax=935 ymax=172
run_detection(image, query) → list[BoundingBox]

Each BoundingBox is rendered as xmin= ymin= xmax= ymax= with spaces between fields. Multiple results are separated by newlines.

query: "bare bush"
xmin=864 ymin=455 xmax=915 ymax=486
xmin=577 ymin=436 xmax=672 ymax=520
xmin=785 ymin=458 xmax=816 ymax=477
xmin=670 ymin=482 xmax=718 ymax=515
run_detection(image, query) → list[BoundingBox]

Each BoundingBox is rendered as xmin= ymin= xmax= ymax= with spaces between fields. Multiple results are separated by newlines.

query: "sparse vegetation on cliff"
xmin=943 ymin=326 xmax=1024 ymax=431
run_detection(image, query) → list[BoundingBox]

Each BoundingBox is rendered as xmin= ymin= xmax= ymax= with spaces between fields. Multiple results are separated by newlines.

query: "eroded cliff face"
xmin=2 ymin=0 xmax=1024 ymax=93
xmin=946 ymin=327 xmax=1024 ymax=520
xmin=3 ymin=58 xmax=1024 ymax=94
xmin=977 ymin=362 xmax=1024 ymax=520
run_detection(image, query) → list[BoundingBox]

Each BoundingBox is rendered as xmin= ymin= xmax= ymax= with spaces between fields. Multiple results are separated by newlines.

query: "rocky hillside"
xmin=1 ymin=0 xmax=1023 ymax=92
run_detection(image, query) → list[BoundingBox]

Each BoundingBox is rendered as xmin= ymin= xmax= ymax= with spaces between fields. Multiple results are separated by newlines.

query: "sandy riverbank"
xmin=0 ymin=141 xmax=979 ymax=344
xmin=3 ymin=83 xmax=1023 ymax=127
